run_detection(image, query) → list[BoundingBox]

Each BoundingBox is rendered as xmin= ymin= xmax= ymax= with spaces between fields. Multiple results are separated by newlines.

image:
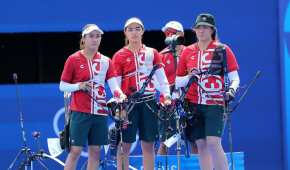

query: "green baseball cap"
xmin=194 ymin=13 xmax=216 ymax=28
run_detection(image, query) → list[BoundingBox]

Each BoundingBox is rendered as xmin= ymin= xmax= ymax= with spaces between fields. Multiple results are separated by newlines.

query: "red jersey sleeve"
xmin=176 ymin=48 xmax=190 ymax=76
xmin=112 ymin=52 xmax=123 ymax=77
xmin=159 ymin=52 xmax=165 ymax=64
xmin=106 ymin=58 xmax=117 ymax=81
xmin=225 ymin=45 xmax=239 ymax=72
xmin=159 ymin=52 xmax=168 ymax=69
xmin=153 ymin=49 xmax=163 ymax=68
xmin=60 ymin=56 xmax=75 ymax=83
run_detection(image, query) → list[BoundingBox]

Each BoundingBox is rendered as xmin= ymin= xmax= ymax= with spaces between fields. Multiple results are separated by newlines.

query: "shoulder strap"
xmin=211 ymin=44 xmax=227 ymax=75
xmin=214 ymin=44 xmax=230 ymax=91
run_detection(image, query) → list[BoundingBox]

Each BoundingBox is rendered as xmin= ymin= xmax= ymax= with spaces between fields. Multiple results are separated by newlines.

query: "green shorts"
xmin=69 ymin=112 xmax=108 ymax=146
xmin=185 ymin=103 xmax=225 ymax=141
xmin=122 ymin=99 xmax=158 ymax=143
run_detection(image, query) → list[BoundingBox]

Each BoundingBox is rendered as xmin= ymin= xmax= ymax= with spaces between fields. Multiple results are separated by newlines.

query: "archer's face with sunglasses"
xmin=124 ymin=23 xmax=144 ymax=43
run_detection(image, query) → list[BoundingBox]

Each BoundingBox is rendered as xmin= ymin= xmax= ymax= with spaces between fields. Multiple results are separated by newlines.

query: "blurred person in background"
xmin=157 ymin=21 xmax=185 ymax=154
xmin=158 ymin=21 xmax=198 ymax=156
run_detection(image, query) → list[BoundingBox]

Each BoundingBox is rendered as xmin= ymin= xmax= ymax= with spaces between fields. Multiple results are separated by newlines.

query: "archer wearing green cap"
xmin=176 ymin=13 xmax=240 ymax=170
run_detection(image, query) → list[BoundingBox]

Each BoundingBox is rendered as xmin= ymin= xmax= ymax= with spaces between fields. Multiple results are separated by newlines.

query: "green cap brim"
xmin=195 ymin=22 xmax=215 ymax=28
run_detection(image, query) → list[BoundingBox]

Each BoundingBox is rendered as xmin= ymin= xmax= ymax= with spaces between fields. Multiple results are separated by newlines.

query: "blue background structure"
xmin=281 ymin=0 xmax=290 ymax=170
xmin=0 ymin=0 xmax=288 ymax=169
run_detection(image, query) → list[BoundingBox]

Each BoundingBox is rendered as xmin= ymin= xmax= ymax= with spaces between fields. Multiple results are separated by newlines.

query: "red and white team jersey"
xmin=61 ymin=51 xmax=116 ymax=115
xmin=159 ymin=45 xmax=185 ymax=86
xmin=177 ymin=41 xmax=239 ymax=105
xmin=112 ymin=45 xmax=162 ymax=96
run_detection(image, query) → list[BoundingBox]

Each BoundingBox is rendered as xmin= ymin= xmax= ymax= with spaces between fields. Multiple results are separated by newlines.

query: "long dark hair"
xmin=212 ymin=28 xmax=218 ymax=40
